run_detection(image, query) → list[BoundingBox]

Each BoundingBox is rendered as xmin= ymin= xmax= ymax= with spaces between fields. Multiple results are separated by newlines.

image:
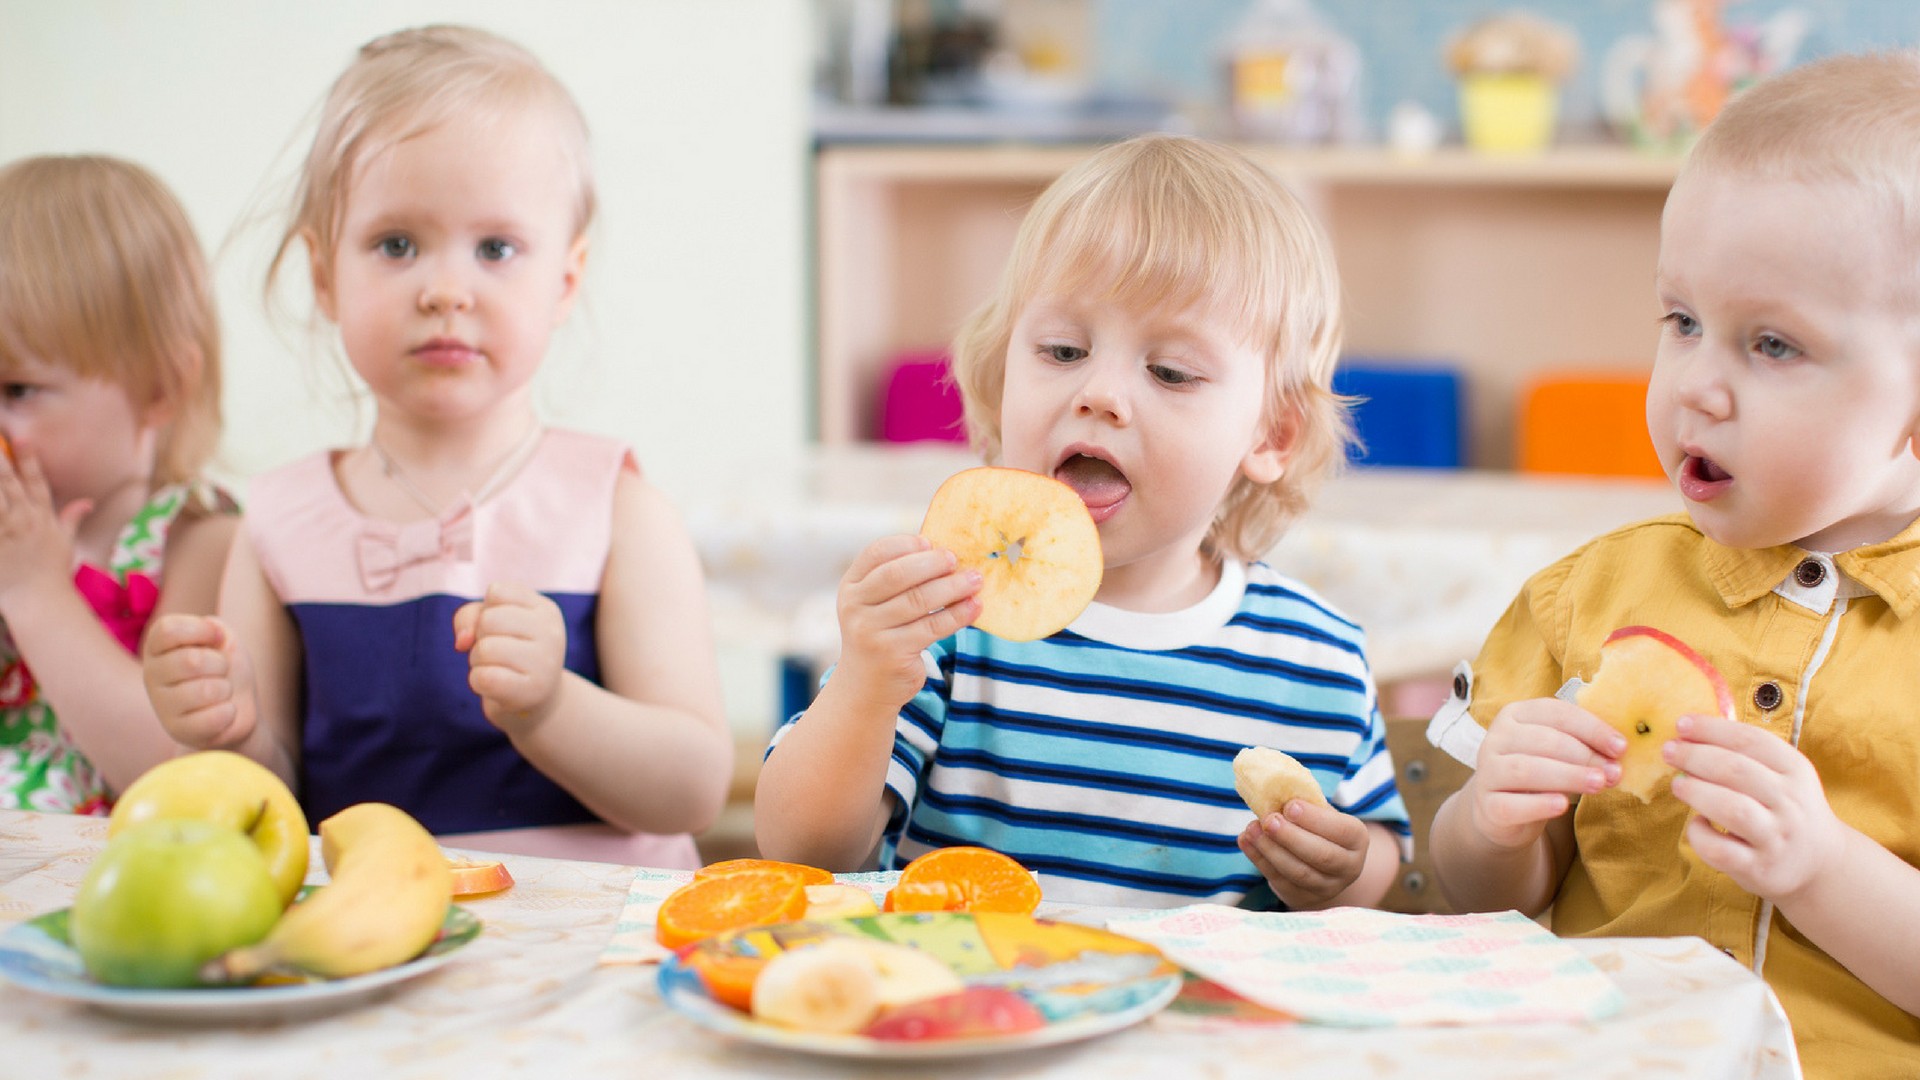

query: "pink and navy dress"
xmin=248 ymin=428 xmax=697 ymax=866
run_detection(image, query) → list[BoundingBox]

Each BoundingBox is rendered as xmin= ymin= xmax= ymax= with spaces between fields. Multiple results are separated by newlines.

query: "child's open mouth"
xmin=1678 ymin=454 xmax=1733 ymax=501
xmin=1054 ymin=453 xmax=1130 ymax=524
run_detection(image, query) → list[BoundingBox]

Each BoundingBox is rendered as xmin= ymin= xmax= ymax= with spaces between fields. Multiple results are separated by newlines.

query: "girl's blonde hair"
xmin=267 ymin=24 xmax=596 ymax=299
xmin=1683 ymin=50 xmax=1920 ymax=232
xmin=950 ymin=134 xmax=1350 ymax=563
xmin=0 ymin=155 xmax=222 ymax=487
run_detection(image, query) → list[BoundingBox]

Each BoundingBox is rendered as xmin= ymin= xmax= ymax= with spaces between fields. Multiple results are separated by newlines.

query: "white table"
xmin=1 ymin=809 xmax=1799 ymax=1078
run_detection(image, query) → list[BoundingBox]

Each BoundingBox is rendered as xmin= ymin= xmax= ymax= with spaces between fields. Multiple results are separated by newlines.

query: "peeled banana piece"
xmin=206 ymin=802 xmax=453 ymax=982
xmin=749 ymin=938 xmax=966 ymax=1033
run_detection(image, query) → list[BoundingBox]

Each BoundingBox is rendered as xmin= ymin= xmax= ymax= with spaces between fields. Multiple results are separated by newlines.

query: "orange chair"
xmin=1516 ymin=371 xmax=1665 ymax=478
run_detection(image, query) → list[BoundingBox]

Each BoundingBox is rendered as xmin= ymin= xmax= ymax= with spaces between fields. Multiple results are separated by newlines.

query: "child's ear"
xmin=304 ymin=228 xmax=337 ymax=321
xmin=1241 ymin=405 xmax=1299 ymax=485
xmin=554 ymin=235 xmax=589 ymax=325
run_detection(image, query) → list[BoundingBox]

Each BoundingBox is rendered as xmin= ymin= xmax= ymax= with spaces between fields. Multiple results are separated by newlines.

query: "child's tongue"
xmin=1055 ymin=455 xmax=1130 ymax=509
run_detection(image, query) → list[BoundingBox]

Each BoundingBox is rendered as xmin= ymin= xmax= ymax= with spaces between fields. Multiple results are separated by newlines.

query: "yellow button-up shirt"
xmin=1430 ymin=513 xmax=1920 ymax=1077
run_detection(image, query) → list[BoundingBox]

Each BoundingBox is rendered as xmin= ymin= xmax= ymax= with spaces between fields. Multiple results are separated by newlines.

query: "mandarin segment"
xmin=1575 ymin=625 xmax=1734 ymax=802
xmin=919 ymin=467 xmax=1102 ymax=642
xmin=885 ymin=846 xmax=1042 ymax=915
xmin=655 ymin=869 xmax=810 ymax=950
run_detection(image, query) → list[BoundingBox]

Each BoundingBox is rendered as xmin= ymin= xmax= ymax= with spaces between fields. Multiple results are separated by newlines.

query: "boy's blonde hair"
xmin=0 ymin=155 xmax=222 ymax=487
xmin=268 ymin=24 xmax=595 ymax=298
xmin=1683 ymin=50 xmax=1920 ymax=231
xmin=951 ymin=134 xmax=1349 ymax=563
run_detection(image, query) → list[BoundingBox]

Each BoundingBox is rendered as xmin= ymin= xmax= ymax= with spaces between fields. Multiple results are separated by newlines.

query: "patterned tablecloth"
xmin=690 ymin=446 xmax=1678 ymax=684
xmin=1 ymin=809 xmax=1799 ymax=1078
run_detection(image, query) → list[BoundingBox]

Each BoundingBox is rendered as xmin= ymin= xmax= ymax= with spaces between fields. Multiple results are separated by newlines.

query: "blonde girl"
xmin=0 ymin=154 xmax=236 ymax=812
xmin=144 ymin=25 xmax=731 ymax=865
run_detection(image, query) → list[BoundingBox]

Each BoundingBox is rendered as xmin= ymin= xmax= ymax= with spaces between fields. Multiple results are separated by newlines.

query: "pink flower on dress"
xmin=0 ymin=658 xmax=32 ymax=709
xmin=72 ymin=566 xmax=159 ymax=655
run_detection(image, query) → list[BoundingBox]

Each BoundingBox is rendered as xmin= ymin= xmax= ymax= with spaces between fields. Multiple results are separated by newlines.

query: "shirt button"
xmin=1452 ymin=673 xmax=1469 ymax=698
xmin=1794 ymin=557 xmax=1826 ymax=588
xmin=1753 ymin=682 xmax=1783 ymax=711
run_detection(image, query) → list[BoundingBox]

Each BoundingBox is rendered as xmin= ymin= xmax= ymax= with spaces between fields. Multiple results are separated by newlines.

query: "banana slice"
xmin=750 ymin=941 xmax=883 ymax=1034
xmin=844 ymin=938 xmax=964 ymax=1007
xmin=803 ymin=883 xmax=880 ymax=920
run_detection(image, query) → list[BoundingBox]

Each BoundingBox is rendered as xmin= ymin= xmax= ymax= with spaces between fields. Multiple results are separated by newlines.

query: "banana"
xmin=802 ymin=883 xmax=880 ymax=920
xmin=206 ymin=802 xmax=453 ymax=982
xmin=749 ymin=940 xmax=883 ymax=1034
xmin=844 ymin=939 xmax=963 ymax=1007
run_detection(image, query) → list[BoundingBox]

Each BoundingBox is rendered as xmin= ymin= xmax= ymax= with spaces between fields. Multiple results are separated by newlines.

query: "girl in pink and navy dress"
xmin=0 ymin=155 xmax=237 ymax=813
xmin=143 ymin=25 xmax=732 ymax=866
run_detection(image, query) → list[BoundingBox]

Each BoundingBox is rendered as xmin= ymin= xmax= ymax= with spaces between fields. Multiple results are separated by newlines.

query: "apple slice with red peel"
xmin=920 ymin=467 xmax=1103 ymax=642
xmin=863 ymin=986 xmax=1048 ymax=1042
xmin=446 ymin=857 xmax=514 ymax=896
xmin=1574 ymin=626 xmax=1734 ymax=802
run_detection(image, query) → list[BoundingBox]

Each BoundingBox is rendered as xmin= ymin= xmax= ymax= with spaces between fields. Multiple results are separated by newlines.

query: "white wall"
xmin=0 ymin=0 xmax=812 ymax=501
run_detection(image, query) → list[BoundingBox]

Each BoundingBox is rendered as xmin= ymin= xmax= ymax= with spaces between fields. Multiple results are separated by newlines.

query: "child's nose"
xmin=417 ymin=267 xmax=474 ymax=315
xmin=1671 ymin=351 xmax=1733 ymax=419
xmin=1071 ymin=363 xmax=1131 ymax=423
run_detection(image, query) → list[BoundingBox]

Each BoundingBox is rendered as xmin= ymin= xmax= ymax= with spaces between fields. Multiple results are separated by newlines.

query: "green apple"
xmin=71 ymin=818 xmax=284 ymax=988
xmin=111 ymin=751 xmax=309 ymax=906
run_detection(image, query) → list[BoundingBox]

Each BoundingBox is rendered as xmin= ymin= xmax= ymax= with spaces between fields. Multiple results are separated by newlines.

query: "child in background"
xmin=1426 ymin=53 xmax=1920 ymax=1076
xmin=0 ymin=155 xmax=236 ymax=811
xmin=757 ymin=135 xmax=1409 ymax=908
xmin=143 ymin=25 xmax=731 ymax=865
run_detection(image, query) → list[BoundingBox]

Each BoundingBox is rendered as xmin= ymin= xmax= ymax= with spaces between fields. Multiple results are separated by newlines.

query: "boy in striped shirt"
xmin=757 ymin=135 xmax=1409 ymax=908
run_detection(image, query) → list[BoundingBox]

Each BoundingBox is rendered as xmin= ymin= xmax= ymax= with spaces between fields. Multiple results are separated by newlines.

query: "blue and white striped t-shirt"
xmin=772 ymin=559 xmax=1410 ymax=908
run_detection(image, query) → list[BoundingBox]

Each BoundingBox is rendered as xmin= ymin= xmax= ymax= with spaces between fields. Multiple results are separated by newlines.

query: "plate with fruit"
xmin=0 ymin=898 xmax=479 ymax=1023
xmin=0 ymin=753 xmax=481 ymax=1022
xmin=657 ymin=911 xmax=1183 ymax=1060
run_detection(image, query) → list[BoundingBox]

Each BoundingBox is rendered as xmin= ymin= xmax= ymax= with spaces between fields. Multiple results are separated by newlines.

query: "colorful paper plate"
xmin=0 ymin=903 xmax=479 ymax=1023
xmin=658 ymin=911 xmax=1182 ymax=1060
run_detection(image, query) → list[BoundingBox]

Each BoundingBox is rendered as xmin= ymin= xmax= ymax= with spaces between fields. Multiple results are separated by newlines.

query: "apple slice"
xmin=446 ymin=857 xmax=514 ymax=897
xmin=1233 ymin=746 xmax=1328 ymax=819
xmin=919 ymin=467 xmax=1102 ymax=642
xmin=803 ymin=883 xmax=880 ymax=919
xmin=1574 ymin=626 xmax=1734 ymax=802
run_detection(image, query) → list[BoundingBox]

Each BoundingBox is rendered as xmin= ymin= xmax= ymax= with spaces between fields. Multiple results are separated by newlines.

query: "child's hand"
xmin=142 ymin=614 xmax=256 ymax=749
xmin=829 ymin=535 xmax=981 ymax=712
xmin=1239 ymin=800 xmax=1372 ymax=909
xmin=0 ymin=450 xmax=92 ymax=603
xmin=1666 ymin=713 xmax=1846 ymax=904
xmin=1466 ymin=696 xmax=1625 ymax=848
xmin=453 ymin=583 xmax=566 ymax=735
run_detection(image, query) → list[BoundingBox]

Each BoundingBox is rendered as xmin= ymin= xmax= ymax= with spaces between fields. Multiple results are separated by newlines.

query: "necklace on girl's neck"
xmin=369 ymin=421 xmax=543 ymax=516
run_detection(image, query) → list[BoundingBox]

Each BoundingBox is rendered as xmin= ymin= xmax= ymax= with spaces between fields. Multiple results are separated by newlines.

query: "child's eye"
xmin=376 ymin=236 xmax=415 ymax=259
xmin=1754 ymin=334 xmax=1801 ymax=362
xmin=478 ymin=238 xmax=517 ymax=262
xmin=1149 ymin=363 xmax=1196 ymax=386
xmin=1039 ymin=344 xmax=1087 ymax=364
xmin=1 ymin=382 xmax=38 ymax=402
xmin=1660 ymin=311 xmax=1699 ymax=337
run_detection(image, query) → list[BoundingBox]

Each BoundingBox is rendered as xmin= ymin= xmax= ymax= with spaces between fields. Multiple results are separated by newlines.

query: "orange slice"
xmin=694 ymin=858 xmax=834 ymax=885
xmin=685 ymin=949 xmax=770 ymax=1012
xmin=883 ymin=846 xmax=1041 ymax=915
xmin=446 ymin=858 xmax=514 ymax=897
xmin=655 ymin=869 xmax=810 ymax=950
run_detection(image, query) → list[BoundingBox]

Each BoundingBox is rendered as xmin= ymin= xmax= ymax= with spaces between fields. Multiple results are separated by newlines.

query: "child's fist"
xmin=453 ymin=583 xmax=566 ymax=734
xmin=829 ymin=534 xmax=981 ymax=711
xmin=142 ymin=614 xmax=254 ymax=749
xmin=1239 ymin=799 xmax=1371 ymax=910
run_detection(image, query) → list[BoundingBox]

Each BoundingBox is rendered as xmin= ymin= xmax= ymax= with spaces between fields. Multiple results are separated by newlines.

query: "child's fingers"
xmin=843 ymin=534 xmax=935 ymax=583
xmin=144 ymin=613 xmax=228 ymax=656
xmin=1475 ymin=787 xmax=1573 ymax=831
xmin=1477 ymin=747 xmax=1613 ymax=800
xmin=845 ymin=545 xmax=959 ymax=605
xmin=451 ymin=601 xmax=482 ymax=652
xmin=870 ymin=567 xmax=982 ymax=628
xmin=1675 ymin=713 xmax=1796 ymax=769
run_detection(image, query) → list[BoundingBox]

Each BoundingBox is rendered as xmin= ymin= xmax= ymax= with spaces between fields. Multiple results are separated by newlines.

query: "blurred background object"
xmin=1220 ymin=0 xmax=1363 ymax=143
xmin=1602 ymin=0 xmax=1809 ymax=150
xmin=1445 ymin=11 xmax=1580 ymax=153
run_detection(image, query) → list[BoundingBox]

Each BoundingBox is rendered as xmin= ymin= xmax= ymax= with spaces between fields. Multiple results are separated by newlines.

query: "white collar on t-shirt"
xmin=1065 ymin=558 xmax=1248 ymax=651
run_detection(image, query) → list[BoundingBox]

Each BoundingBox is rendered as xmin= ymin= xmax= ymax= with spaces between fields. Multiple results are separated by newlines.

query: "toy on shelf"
xmin=1602 ymin=0 xmax=1808 ymax=151
xmin=1446 ymin=10 xmax=1580 ymax=155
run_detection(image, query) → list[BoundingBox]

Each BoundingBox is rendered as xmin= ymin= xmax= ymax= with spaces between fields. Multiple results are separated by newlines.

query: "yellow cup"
xmin=1459 ymin=72 xmax=1557 ymax=154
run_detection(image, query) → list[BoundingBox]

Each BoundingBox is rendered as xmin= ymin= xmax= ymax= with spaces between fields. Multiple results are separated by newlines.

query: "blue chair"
xmin=1332 ymin=361 xmax=1464 ymax=469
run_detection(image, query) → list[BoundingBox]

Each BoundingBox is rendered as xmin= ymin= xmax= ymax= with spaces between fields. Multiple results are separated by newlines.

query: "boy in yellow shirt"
xmin=1426 ymin=52 xmax=1920 ymax=1077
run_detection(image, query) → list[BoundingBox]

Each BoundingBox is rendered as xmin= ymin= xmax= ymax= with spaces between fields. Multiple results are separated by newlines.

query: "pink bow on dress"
xmin=355 ymin=502 xmax=476 ymax=593
xmin=73 ymin=565 xmax=160 ymax=655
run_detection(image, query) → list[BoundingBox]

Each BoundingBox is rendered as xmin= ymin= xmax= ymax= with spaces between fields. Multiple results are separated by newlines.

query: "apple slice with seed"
xmin=919 ymin=467 xmax=1103 ymax=642
xmin=1575 ymin=626 xmax=1734 ymax=801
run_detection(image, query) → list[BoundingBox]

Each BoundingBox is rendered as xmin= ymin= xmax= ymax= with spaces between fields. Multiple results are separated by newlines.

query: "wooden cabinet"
xmin=814 ymin=143 xmax=1680 ymax=468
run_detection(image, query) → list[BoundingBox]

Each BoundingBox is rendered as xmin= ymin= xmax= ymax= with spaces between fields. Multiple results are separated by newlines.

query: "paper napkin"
xmin=597 ymin=869 xmax=899 ymax=965
xmin=1107 ymin=905 xmax=1624 ymax=1027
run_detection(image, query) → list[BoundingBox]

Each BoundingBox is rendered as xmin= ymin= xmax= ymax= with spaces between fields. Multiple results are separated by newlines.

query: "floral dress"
xmin=0 ymin=484 xmax=227 ymax=814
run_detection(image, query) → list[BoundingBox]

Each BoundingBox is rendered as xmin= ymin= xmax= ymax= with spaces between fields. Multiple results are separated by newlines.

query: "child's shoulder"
xmin=1242 ymin=560 xmax=1364 ymax=641
xmin=1546 ymin=512 xmax=1701 ymax=577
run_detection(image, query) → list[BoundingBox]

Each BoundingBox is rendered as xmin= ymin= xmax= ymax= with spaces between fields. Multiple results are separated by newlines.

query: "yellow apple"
xmin=1575 ymin=625 xmax=1734 ymax=801
xmin=919 ymin=466 xmax=1103 ymax=642
xmin=111 ymin=751 xmax=310 ymax=906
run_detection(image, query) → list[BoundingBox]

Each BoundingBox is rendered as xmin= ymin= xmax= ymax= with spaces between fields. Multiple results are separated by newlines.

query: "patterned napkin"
xmin=1107 ymin=905 xmax=1624 ymax=1027
xmin=597 ymin=868 xmax=899 ymax=965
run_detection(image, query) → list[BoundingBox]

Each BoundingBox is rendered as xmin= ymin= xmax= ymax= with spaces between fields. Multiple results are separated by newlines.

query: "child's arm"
xmin=453 ymin=470 xmax=732 ymax=836
xmin=1669 ymin=714 xmax=1920 ymax=1015
xmin=1428 ymin=695 xmax=1624 ymax=915
xmin=754 ymin=534 xmax=982 ymax=871
xmin=1240 ymin=811 xmax=1402 ymax=909
xmin=142 ymin=530 xmax=304 ymax=786
xmin=0 ymin=456 xmax=226 ymax=793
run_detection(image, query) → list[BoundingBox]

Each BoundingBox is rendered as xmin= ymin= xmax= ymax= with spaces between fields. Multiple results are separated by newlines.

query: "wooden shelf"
xmin=814 ymin=142 xmax=1682 ymax=468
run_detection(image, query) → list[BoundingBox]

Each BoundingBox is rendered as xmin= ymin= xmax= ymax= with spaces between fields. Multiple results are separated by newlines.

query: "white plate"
xmin=0 ymin=904 xmax=479 ymax=1023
